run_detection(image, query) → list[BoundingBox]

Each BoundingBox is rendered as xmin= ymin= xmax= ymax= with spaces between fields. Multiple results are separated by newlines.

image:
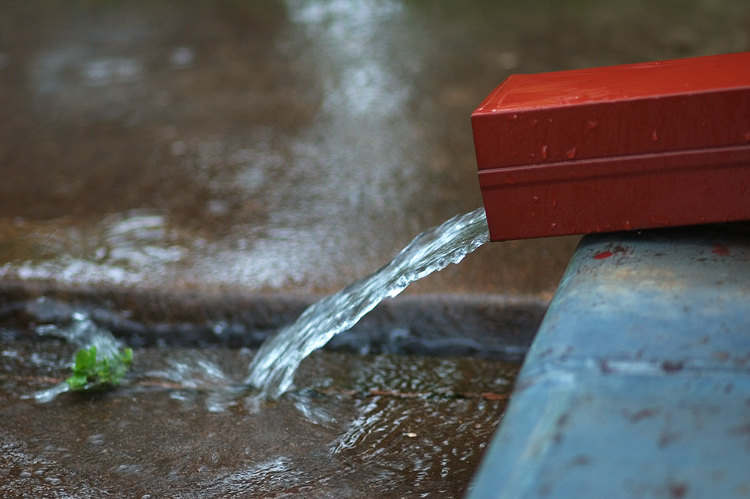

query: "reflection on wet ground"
xmin=11 ymin=0 xmax=750 ymax=296
xmin=0 ymin=294 xmax=537 ymax=495
xmin=0 ymin=293 xmax=535 ymax=496
xmin=0 ymin=341 xmax=518 ymax=498
xmin=3 ymin=1 xmax=748 ymax=295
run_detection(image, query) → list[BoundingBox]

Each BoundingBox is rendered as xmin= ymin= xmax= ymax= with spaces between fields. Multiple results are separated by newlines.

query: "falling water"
xmin=245 ymin=207 xmax=490 ymax=399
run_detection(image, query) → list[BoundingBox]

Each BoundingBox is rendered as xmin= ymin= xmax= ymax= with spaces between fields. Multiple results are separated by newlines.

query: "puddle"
xmin=0 ymin=293 xmax=529 ymax=496
xmin=0 ymin=340 xmax=518 ymax=497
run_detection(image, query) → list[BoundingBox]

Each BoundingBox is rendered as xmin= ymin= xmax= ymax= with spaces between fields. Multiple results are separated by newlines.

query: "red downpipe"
xmin=472 ymin=52 xmax=750 ymax=241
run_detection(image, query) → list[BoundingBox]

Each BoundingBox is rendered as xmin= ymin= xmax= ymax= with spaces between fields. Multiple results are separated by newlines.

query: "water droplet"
xmin=744 ymin=131 xmax=750 ymax=142
xmin=87 ymin=434 xmax=106 ymax=446
xmin=507 ymin=113 xmax=519 ymax=121
xmin=566 ymin=147 xmax=577 ymax=159
xmin=80 ymin=57 xmax=143 ymax=86
xmin=651 ymin=130 xmax=659 ymax=141
xmin=540 ymin=145 xmax=549 ymax=160
xmin=532 ymin=195 xmax=539 ymax=202
xmin=550 ymin=197 xmax=558 ymax=208
xmin=549 ymin=222 xmax=558 ymax=230
xmin=586 ymin=120 xmax=600 ymax=130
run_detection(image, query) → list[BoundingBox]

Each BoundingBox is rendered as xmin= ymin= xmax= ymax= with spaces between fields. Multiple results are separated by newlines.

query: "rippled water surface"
xmin=0 ymin=341 xmax=518 ymax=498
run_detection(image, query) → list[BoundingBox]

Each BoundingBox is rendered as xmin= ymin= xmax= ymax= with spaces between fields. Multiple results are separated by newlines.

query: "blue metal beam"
xmin=469 ymin=223 xmax=750 ymax=498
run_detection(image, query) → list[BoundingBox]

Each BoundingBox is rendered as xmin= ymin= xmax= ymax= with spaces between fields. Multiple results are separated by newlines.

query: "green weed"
xmin=65 ymin=345 xmax=133 ymax=391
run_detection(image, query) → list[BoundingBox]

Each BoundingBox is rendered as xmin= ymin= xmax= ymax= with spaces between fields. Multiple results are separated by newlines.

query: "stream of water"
xmin=245 ymin=207 xmax=490 ymax=399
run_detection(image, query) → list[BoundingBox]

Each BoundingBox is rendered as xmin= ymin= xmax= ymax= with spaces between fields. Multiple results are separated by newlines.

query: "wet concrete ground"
xmin=7 ymin=0 xmax=748 ymax=298
xmin=2 ymin=0 xmax=750 ymax=497
xmin=0 ymin=293 xmax=537 ymax=498
xmin=2 ymin=1 xmax=749 ymax=298
xmin=1 ymin=340 xmax=519 ymax=498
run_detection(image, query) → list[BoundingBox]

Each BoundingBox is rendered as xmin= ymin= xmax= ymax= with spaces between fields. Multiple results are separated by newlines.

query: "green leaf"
xmin=64 ymin=345 xmax=134 ymax=392
xmin=65 ymin=374 xmax=89 ymax=390
xmin=74 ymin=346 xmax=96 ymax=371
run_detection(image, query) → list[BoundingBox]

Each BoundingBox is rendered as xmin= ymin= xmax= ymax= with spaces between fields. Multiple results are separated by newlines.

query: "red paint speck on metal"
xmin=712 ymin=244 xmax=731 ymax=256
xmin=472 ymin=52 xmax=750 ymax=241
xmin=593 ymin=251 xmax=613 ymax=260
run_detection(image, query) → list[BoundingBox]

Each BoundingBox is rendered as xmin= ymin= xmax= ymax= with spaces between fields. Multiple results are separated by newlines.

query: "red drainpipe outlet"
xmin=472 ymin=52 xmax=750 ymax=241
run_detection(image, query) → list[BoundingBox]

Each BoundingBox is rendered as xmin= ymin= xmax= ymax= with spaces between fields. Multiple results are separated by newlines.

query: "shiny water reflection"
xmin=1 ymin=339 xmax=518 ymax=497
xmin=2 ymin=0 xmax=747 ymax=296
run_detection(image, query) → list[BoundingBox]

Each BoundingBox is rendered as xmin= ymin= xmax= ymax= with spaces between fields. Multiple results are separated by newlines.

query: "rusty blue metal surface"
xmin=469 ymin=223 xmax=750 ymax=498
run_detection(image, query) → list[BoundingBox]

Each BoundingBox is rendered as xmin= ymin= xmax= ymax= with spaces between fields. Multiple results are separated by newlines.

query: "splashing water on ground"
xmin=29 ymin=311 xmax=129 ymax=402
xmin=245 ymin=208 xmax=490 ymax=399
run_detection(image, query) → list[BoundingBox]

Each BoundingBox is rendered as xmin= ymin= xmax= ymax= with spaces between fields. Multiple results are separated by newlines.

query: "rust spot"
xmin=624 ymin=408 xmax=660 ymax=423
xmin=539 ymin=482 xmax=552 ymax=496
xmin=661 ymin=360 xmax=684 ymax=373
xmin=713 ymin=351 xmax=730 ymax=360
xmin=659 ymin=431 xmax=682 ymax=447
xmin=712 ymin=243 xmax=731 ymax=256
xmin=569 ymin=455 xmax=591 ymax=467
xmin=553 ymin=413 xmax=570 ymax=443
xmin=730 ymin=423 xmax=750 ymax=436
xmin=668 ymin=482 xmax=689 ymax=498
xmin=598 ymin=359 xmax=614 ymax=373
xmin=594 ymin=244 xmax=632 ymax=260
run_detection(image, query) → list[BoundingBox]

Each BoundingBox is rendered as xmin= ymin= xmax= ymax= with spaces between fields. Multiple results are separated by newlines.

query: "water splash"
xmin=245 ymin=208 xmax=490 ymax=399
xmin=28 ymin=311 xmax=128 ymax=402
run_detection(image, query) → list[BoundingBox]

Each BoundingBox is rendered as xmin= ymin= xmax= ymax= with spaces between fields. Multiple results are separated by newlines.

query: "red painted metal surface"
xmin=472 ymin=52 xmax=750 ymax=241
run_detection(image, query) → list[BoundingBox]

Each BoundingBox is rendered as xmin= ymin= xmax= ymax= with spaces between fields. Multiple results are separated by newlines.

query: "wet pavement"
xmin=0 ymin=292 xmax=538 ymax=497
xmin=1 ymin=340 xmax=519 ymax=498
xmin=2 ymin=1 xmax=748 ymax=297
xmin=2 ymin=0 xmax=750 ymax=497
